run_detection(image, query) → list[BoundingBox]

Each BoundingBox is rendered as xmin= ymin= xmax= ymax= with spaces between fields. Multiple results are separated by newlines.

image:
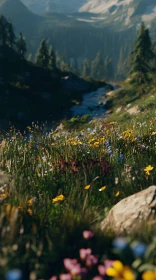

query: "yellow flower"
xmin=106 ymin=260 xmax=135 ymax=280
xmin=144 ymin=165 xmax=154 ymax=176
xmin=27 ymin=199 xmax=33 ymax=206
xmin=84 ymin=185 xmax=91 ymax=190
xmin=142 ymin=269 xmax=156 ymax=280
xmin=115 ymin=191 xmax=120 ymax=197
xmin=110 ymin=121 xmax=115 ymax=125
xmin=151 ymin=131 xmax=156 ymax=136
xmin=52 ymin=194 xmax=65 ymax=203
xmin=99 ymin=186 xmax=107 ymax=191
xmin=93 ymin=141 xmax=99 ymax=147
xmin=27 ymin=208 xmax=33 ymax=216
xmin=0 ymin=193 xmax=8 ymax=198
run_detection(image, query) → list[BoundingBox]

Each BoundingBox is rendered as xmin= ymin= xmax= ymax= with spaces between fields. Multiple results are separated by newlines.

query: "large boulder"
xmin=101 ymin=186 xmax=156 ymax=234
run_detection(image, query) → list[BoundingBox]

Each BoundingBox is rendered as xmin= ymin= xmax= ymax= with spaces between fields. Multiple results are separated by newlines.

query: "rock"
xmin=101 ymin=186 xmax=156 ymax=234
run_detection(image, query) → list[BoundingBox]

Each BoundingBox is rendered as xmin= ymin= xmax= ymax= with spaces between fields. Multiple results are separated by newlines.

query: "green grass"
xmin=0 ymin=110 xmax=156 ymax=279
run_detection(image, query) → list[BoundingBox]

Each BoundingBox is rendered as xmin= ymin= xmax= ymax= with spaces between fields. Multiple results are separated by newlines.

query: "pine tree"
xmin=130 ymin=22 xmax=153 ymax=83
xmin=7 ymin=22 xmax=16 ymax=48
xmin=36 ymin=39 xmax=49 ymax=69
xmin=49 ymin=45 xmax=56 ymax=70
xmin=16 ymin=32 xmax=27 ymax=59
xmin=105 ymin=56 xmax=113 ymax=80
xmin=116 ymin=48 xmax=128 ymax=80
xmin=82 ymin=58 xmax=90 ymax=77
xmin=91 ymin=51 xmax=104 ymax=80
xmin=0 ymin=15 xmax=8 ymax=46
xmin=27 ymin=53 xmax=33 ymax=62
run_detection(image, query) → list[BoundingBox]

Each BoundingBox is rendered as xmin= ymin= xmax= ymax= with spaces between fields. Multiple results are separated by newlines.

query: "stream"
xmin=70 ymin=86 xmax=108 ymax=119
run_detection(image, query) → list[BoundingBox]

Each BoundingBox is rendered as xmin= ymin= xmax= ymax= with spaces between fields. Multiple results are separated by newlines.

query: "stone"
xmin=101 ymin=186 xmax=156 ymax=234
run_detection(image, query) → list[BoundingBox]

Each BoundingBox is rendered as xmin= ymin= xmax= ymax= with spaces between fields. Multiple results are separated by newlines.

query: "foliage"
xmin=36 ymin=39 xmax=49 ymax=69
xmin=129 ymin=22 xmax=154 ymax=84
xmin=0 ymin=116 xmax=156 ymax=278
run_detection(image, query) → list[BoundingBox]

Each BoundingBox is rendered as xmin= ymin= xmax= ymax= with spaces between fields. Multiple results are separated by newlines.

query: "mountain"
xmin=21 ymin=0 xmax=87 ymax=14
xmin=0 ymin=0 xmax=41 ymax=35
xmin=20 ymin=0 xmax=156 ymax=30
xmin=80 ymin=0 xmax=156 ymax=28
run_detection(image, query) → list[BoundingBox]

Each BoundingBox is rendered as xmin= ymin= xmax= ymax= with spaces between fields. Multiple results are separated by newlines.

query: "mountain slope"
xmin=21 ymin=0 xmax=156 ymax=30
xmin=79 ymin=0 xmax=156 ymax=28
xmin=0 ymin=0 xmax=41 ymax=35
xmin=21 ymin=0 xmax=87 ymax=14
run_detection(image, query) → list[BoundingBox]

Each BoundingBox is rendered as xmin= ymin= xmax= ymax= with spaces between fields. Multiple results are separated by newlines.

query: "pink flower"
xmin=98 ymin=265 xmax=106 ymax=276
xmin=93 ymin=276 xmax=103 ymax=280
xmin=63 ymin=258 xmax=78 ymax=272
xmin=83 ymin=230 xmax=94 ymax=240
xmin=49 ymin=277 xmax=57 ymax=280
xmin=70 ymin=264 xmax=81 ymax=276
xmin=104 ymin=260 xmax=114 ymax=269
xmin=79 ymin=248 xmax=92 ymax=260
xmin=59 ymin=274 xmax=72 ymax=280
xmin=86 ymin=255 xmax=98 ymax=267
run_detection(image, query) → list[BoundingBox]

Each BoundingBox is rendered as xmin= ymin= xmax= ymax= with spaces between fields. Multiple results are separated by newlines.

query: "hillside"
xmin=0 ymin=0 xmax=41 ymax=35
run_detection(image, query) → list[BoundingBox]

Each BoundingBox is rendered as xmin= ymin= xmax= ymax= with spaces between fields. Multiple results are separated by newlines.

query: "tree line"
xmin=0 ymin=15 xmax=156 ymax=83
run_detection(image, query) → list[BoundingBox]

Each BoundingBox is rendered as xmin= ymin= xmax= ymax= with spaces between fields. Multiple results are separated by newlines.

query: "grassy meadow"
xmin=0 ymin=105 xmax=156 ymax=279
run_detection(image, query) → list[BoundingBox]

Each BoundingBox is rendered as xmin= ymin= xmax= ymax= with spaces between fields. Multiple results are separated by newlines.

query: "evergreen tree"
xmin=82 ymin=58 xmax=90 ymax=77
xmin=7 ymin=22 xmax=16 ymax=48
xmin=49 ymin=45 xmax=56 ymax=70
xmin=105 ymin=56 xmax=113 ymax=80
xmin=130 ymin=22 xmax=153 ymax=83
xmin=0 ymin=15 xmax=8 ymax=46
xmin=91 ymin=51 xmax=104 ymax=79
xmin=116 ymin=48 xmax=128 ymax=80
xmin=36 ymin=39 xmax=49 ymax=69
xmin=16 ymin=32 xmax=27 ymax=59
xmin=27 ymin=53 xmax=33 ymax=62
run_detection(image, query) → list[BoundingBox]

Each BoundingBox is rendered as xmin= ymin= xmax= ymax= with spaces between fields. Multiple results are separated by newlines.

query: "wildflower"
xmin=93 ymin=276 xmax=103 ymax=280
xmin=27 ymin=208 xmax=33 ymax=216
xmin=106 ymin=260 xmax=135 ymax=280
xmin=49 ymin=277 xmax=57 ymax=280
xmin=86 ymin=254 xmax=98 ymax=267
xmin=142 ymin=269 xmax=156 ymax=280
xmin=113 ymin=237 xmax=128 ymax=251
xmin=98 ymin=265 xmax=106 ymax=276
xmin=83 ymin=230 xmax=94 ymax=239
xmin=110 ymin=121 xmax=115 ymax=125
xmin=99 ymin=186 xmax=107 ymax=191
xmin=64 ymin=258 xmax=78 ymax=271
xmin=132 ymin=242 xmax=147 ymax=257
xmin=79 ymin=248 xmax=92 ymax=260
xmin=5 ymin=269 xmax=22 ymax=280
xmin=52 ymin=194 xmax=65 ymax=203
xmin=144 ymin=165 xmax=154 ymax=176
xmin=115 ymin=191 xmax=120 ymax=197
xmin=0 ymin=193 xmax=8 ymax=198
xmin=59 ymin=274 xmax=72 ymax=280
xmin=84 ymin=184 xmax=91 ymax=190
xmin=27 ymin=198 xmax=33 ymax=206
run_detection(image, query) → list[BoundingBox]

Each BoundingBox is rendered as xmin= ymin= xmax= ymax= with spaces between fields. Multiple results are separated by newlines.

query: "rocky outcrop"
xmin=101 ymin=186 xmax=156 ymax=234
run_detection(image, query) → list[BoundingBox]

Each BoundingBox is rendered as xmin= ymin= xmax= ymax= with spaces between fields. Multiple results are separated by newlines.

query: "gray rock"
xmin=101 ymin=186 xmax=156 ymax=234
